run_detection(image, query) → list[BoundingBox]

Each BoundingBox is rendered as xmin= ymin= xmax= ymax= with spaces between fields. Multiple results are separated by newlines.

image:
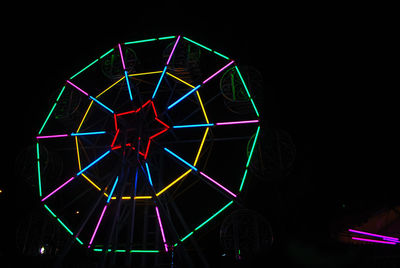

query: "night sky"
xmin=3 ymin=3 xmax=398 ymax=267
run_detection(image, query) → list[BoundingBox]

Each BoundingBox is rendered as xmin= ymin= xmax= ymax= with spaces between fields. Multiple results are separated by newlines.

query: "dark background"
xmin=2 ymin=2 xmax=398 ymax=267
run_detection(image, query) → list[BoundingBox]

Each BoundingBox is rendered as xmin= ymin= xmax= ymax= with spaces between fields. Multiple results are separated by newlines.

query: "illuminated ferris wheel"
xmin=35 ymin=35 xmax=261 ymax=265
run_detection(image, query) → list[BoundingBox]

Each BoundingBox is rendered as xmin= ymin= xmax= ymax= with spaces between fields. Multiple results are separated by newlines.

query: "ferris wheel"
xmin=35 ymin=35 xmax=261 ymax=266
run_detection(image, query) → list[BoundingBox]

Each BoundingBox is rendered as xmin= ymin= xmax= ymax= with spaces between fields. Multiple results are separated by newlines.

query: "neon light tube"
xmin=41 ymin=176 xmax=76 ymax=202
xmin=152 ymin=66 xmax=167 ymax=99
xmin=173 ymin=123 xmax=214 ymax=128
xmin=159 ymin=36 xmax=176 ymax=40
xmin=106 ymin=176 xmax=119 ymax=203
xmin=99 ymin=48 xmax=114 ymax=59
xmin=167 ymin=85 xmax=201 ymax=110
xmin=43 ymin=204 xmax=57 ymax=218
xmin=118 ymin=43 xmax=126 ymax=70
xmin=155 ymin=206 xmax=168 ymax=252
xmin=77 ymin=150 xmax=111 ymax=176
xmin=183 ymin=37 xmax=212 ymax=52
xmin=36 ymin=143 xmax=42 ymax=197
xmin=199 ymin=172 xmax=237 ymax=198
xmin=88 ymin=205 xmax=108 ymax=247
xmin=348 ymin=229 xmax=399 ymax=241
xmin=351 ymin=237 xmax=396 ymax=245
xmin=246 ymin=126 xmax=260 ymax=168
xmin=163 ymin=148 xmax=198 ymax=171
xmin=202 ymin=61 xmax=234 ymax=84
xmin=166 ymin=35 xmax=181 ymax=66
xmin=124 ymin=70 xmax=133 ymax=100
xmin=180 ymin=231 xmax=194 ymax=242
xmin=70 ymin=58 xmax=99 ymax=80
xmin=38 ymin=86 xmax=66 ymax=135
xmin=194 ymin=201 xmax=234 ymax=231
xmin=89 ymin=96 xmax=114 ymax=114
xmin=124 ymin=38 xmax=157 ymax=45
xmin=37 ymin=134 xmax=69 ymax=139
xmin=239 ymin=168 xmax=248 ymax=192
xmin=66 ymin=80 xmax=89 ymax=96
xmin=213 ymin=50 xmax=230 ymax=60
xmin=57 ymin=218 xmax=73 ymax=235
xmin=215 ymin=120 xmax=259 ymax=126
xmin=156 ymin=170 xmax=192 ymax=196
xmin=130 ymin=250 xmax=160 ymax=253
xmin=71 ymin=131 xmax=106 ymax=136
xmin=145 ymin=162 xmax=153 ymax=186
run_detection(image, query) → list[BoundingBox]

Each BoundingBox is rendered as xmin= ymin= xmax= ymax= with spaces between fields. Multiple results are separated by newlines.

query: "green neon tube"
xmin=183 ymin=37 xmax=212 ymax=52
xmin=36 ymin=142 xmax=42 ymax=197
xmin=246 ymin=126 xmax=260 ymax=168
xmin=194 ymin=201 xmax=234 ymax=231
xmin=69 ymin=58 xmax=99 ymax=79
xmin=57 ymin=218 xmax=73 ymax=236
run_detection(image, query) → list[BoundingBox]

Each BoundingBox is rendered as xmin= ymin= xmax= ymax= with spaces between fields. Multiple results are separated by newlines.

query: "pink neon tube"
xmin=351 ymin=237 xmax=396 ymax=245
xmin=348 ymin=229 xmax=399 ymax=241
xmin=215 ymin=119 xmax=259 ymax=126
xmin=199 ymin=171 xmax=237 ymax=198
xmin=41 ymin=176 xmax=76 ymax=202
xmin=66 ymin=80 xmax=89 ymax=96
xmin=166 ymin=35 xmax=181 ymax=66
xmin=118 ymin=43 xmax=126 ymax=70
xmin=37 ymin=134 xmax=69 ymax=139
xmin=155 ymin=206 xmax=168 ymax=252
xmin=88 ymin=205 xmax=108 ymax=248
xmin=202 ymin=60 xmax=234 ymax=84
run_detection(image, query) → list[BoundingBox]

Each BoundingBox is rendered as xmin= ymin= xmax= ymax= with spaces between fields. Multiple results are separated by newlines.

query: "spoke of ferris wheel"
xmin=66 ymin=80 xmax=115 ymax=114
xmin=118 ymin=43 xmax=133 ymax=101
xmin=166 ymin=60 xmax=235 ymax=110
xmin=152 ymin=35 xmax=181 ymax=100
xmin=88 ymin=176 xmax=119 ymax=248
xmin=163 ymin=147 xmax=237 ymax=199
xmin=41 ymin=150 xmax=111 ymax=202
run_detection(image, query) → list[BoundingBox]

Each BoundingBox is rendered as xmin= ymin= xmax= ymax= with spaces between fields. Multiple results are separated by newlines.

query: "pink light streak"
xmin=41 ymin=176 xmax=76 ymax=202
xmin=348 ymin=229 xmax=399 ymax=241
xmin=66 ymin=80 xmax=89 ymax=96
xmin=118 ymin=43 xmax=126 ymax=70
xmin=202 ymin=60 xmax=234 ymax=84
xmin=37 ymin=134 xmax=69 ymax=139
xmin=166 ymin=35 xmax=181 ymax=66
xmin=155 ymin=206 xmax=168 ymax=252
xmin=199 ymin=171 xmax=237 ymax=198
xmin=215 ymin=119 xmax=259 ymax=126
xmin=351 ymin=237 xmax=397 ymax=245
xmin=88 ymin=205 xmax=108 ymax=248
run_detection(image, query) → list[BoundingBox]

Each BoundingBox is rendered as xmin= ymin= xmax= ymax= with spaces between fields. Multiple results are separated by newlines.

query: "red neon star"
xmin=110 ymin=100 xmax=169 ymax=159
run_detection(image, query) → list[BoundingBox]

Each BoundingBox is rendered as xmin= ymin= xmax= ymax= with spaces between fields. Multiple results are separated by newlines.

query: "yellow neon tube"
xmin=75 ymin=136 xmax=82 ymax=170
xmin=96 ymin=76 xmax=125 ymax=98
xmin=82 ymin=173 xmax=101 ymax=191
xmin=76 ymin=100 xmax=93 ymax=132
xmin=128 ymin=70 xmax=163 ymax=77
xmin=156 ymin=169 xmax=192 ymax=196
xmin=166 ymin=72 xmax=195 ymax=88
xmin=196 ymin=91 xmax=209 ymax=123
xmin=194 ymin=127 xmax=209 ymax=166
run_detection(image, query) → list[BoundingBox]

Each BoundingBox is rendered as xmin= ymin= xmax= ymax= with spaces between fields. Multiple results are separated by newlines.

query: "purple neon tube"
xmin=41 ymin=176 xmax=76 ymax=202
xmin=351 ymin=237 xmax=396 ymax=245
xmin=166 ymin=35 xmax=181 ymax=66
xmin=37 ymin=134 xmax=69 ymax=139
xmin=215 ymin=119 xmax=259 ymax=126
xmin=88 ymin=205 xmax=108 ymax=248
xmin=199 ymin=171 xmax=237 ymax=198
xmin=202 ymin=60 xmax=234 ymax=84
xmin=118 ymin=43 xmax=126 ymax=70
xmin=348 ymin=229 xmax=399 ymax=241
xmin=66 ymin=80 xmax=89 ymax=96
xmin=155 ymin=206 xmax=168 ymax=252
